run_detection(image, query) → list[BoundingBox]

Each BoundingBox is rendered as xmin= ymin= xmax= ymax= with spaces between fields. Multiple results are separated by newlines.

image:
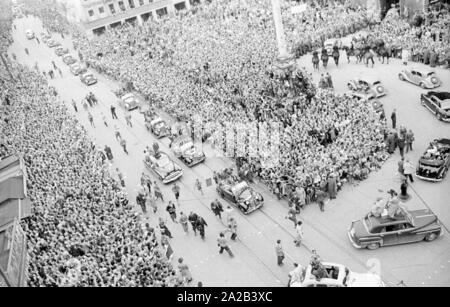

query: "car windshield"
xmin=427 ymin=72 xmax=435 ymax=77
xmin=155 ymin=154 xmax=172 ymax=168
xmin=237 ymin=188 xmax=252 ymax=200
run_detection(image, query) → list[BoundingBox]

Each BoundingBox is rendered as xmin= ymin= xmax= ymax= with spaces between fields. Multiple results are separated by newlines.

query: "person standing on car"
xmin=195 ymin=179 xmax=204 ymax=195
xmin=226 ymin=217 xmax=238 ymax=241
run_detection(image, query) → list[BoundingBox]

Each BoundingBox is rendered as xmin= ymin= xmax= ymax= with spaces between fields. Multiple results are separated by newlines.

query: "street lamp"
xmin=271 ymin=0 xmax=295 ymax=77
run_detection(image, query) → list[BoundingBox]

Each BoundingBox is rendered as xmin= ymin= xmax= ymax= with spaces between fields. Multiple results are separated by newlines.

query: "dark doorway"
xmin=380 ymin=0 xmax=400 ymax=19
xmin=156 ymin=7 xmax=168 ymax=18
xmin=125 ymin=17 xmax=137 ymax=26
xmin=175 ymin=2 xmax=187 ymax=11
xmin=93 ymin=26 xmax=106 ymax=36
xmin=110 ymin=21 xmax=122 ymax=29
xmin=141 ymin=12 xmax=153 ymax=22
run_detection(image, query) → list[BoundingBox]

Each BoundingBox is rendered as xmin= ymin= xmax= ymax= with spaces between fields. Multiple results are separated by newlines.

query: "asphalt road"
xmin=9 ymin=15 xmax=450 ymax=287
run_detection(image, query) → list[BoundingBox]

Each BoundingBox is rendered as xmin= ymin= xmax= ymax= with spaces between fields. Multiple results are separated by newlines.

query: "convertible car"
xmin=148 ymin=117 xmax=170 ymax=138
xmin=171 ymin=136 xmax=206 ymax=167
xmin=347 ymin=77 xmax=387 ymax=99
xmin=348 ymin=207 xmax=442 ymax=250
xmin=420 ymin=92 xmax=450 ymax=122
xmin=69 ymin=63 xmax=87 ymax=76
xmin=46 ymin=39 xmax=61 ymax=48
xmin=399 ymin=68 xmax=441 ymax=89
xmin=143 ymin=151 xmax=183 ymax=184
xmin=62 ymin=54 xmax=77 ymax=65
xmin=40 ymin=33 xmax=51 ymax=44
xmin=416 ymin=138 xmax=450 ymax=182
xmin=290 ymin=262 xmax=385 ymax=287
xmin=55 ymin=46 xmax=69 ymax=57
xmin=118 ymin=93 xmax=141 ymax=111
xmin=80 ymin=72 xmax=97 ymax=86
xmin=217 ymin=181 xmax=264 ymax=214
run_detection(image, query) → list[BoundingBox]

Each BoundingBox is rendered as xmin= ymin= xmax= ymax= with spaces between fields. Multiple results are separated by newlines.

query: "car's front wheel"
xmin=424 ymin=232 xmax=439 ymax=242
xmin=366 ymin=242 xmax=380 ymax=250
xmin=419 ymin=82 xmax=427 ymax=89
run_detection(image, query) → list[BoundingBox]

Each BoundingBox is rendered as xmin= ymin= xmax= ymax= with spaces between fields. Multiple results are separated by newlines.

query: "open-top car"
xmin=290 ymin=262 xmax=385 ymax=287
xmin=80 ymin=72 xmax=97 ymax=86
xmin=217 ymin=181 xmax=264 ymax=214
xmin=55 ymin=46 xmax=69 ymax=57
xmin=399 ymin=68 xmax=441 ymax=89
xmin=25 ymin=29 xmax=34 ymax=40
xmin=171 ymin=136 xmax=206 ymax=167
xmin=416 ymin=138 xmax=450 ymax=182
xmin=40 ymin=32 xmax=51 ymax=44
xmin=118 ymin=93 xmax=141 ymax=111
xmin=62 ymin=54 xmax=77 ymax=65
xmin=69 ymin=63 xmax=87 ymax=76
xmin=46 ymin=39 xmax=61 ymax=48
xmin=348 ymin=205 xmax=442 ymax=250
xmin=420 ymin=92 xmax=450 ymax=122
xmin=148 ymin=117 xmax=170 ymax=138
xmin=347 ymin=77 xmax=387 ymax=99
xmin=144 ymin=150 xmax=183 ymax=184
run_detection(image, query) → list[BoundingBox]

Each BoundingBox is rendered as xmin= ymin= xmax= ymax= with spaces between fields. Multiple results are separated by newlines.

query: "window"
xmin=139 ymin=0 xmax=144 ymax=5
xmin=98 ymin=6 xmax=105 ymax=14
xmin=128 ymin=0 xmax=135 ymax=9
xmin=109 ymin=3 xmax=116 ymax=14
xmin=118 ymin=1 xmax=126 ymax=11
xmin=88 ymin=9 xmax=94 ymax=17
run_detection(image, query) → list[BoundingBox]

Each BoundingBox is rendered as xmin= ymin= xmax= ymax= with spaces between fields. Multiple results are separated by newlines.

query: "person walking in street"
xmin=101 ymin=113 xmax=108 ymax=127
xmin=286 ymin=204 xmax=298 ymax=227
xmin=276 ymin=240 xmax=285 ymax=266
xmin=166 ymin=201 xmax=178 ymax=223
xmin=398 ymin=157 xmax=405 ymax=178
xmin=158 ymin=217 xmax=173 ymax=239
xmin=195 ymin=179 xmax=204 ymax=195
xmin=398 ymin=134 xmax=406 ymax=158
xmin=188 ymin=212 xmax=198 ymax=236
xmin=83 ymin=99 xmax=89 ymax=111
xmin=316 ymin=189 xmax=328 ymax=212
xmin=225 ymin=205 xmax=234 ymax=224
xmin=125 ymin=114 xmax=133 ymax=127
xmin=52 ymin=60 xmax=57 ymax=70
xmin=136 ymin=192 xmax=147 ymax=214
xmin=104 ymin=145 xmax=113 ymax=162
xmin=141 ymin=172 xmax=152 ymax=194
xmin=58 ymin=68 xmax=62 ymax=77
xmin=71 ymin=99 xmax=78 ymax=112
xmin=391 ymin=109 xmax=397 ymax=129
xmin=147 ymin=193 xmax=157 ymax=213
xmin=178 ymin=258 xmax=193 ymax=284
xmin=225 ymin=217 xmax=238 ymax=241
xmin=294 ymin=221 xmax=304 ymax=247
xmin=403 ymin=159 xmax=415 ymax=183
xmin=172 ymin=183 xmax=181 ymax=205
xmin=110 ymin=105 xmax=118 ymax=119
xmin=179 ymin=212 xmax=189 ymax=234
xmin=405 ymin=129 xmax=414 ymax=153
xmin=154 ymin=182 xmax=164 ymax=202
xmin=217 ymin=233 xmax=234 ymax=257
xmin=211 ymin=199 xmax=224 ymax=220
xmin=114 ymin=125 xmax=122 ymax=142
xmin=88 ymin=112 xmax=95 ymax=127
xmin=116 ymin=168 xmax=125 ymax=187
xmin=24 ymin=48 xmax=29 ymax=55
xmin=196 ymin=215 xmax=208 ymax=240
xmin=120 ymin=138 xmax=128 ymax=155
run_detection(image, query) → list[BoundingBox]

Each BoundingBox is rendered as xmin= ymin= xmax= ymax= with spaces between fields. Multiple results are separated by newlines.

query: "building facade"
xmin=350 ymin=0 xmax=444 ymax=19
xmin=75 ymin=0 xmax=201 ymax=36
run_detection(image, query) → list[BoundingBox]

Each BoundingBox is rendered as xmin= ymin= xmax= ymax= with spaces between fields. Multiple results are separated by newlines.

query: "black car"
xmin=416 ymin=138 xmax=450 ymax=182
xmin=216 ymin=181 xmax=263 ymax=214
xmin=420 ymin=92 xmax=450 ymax=122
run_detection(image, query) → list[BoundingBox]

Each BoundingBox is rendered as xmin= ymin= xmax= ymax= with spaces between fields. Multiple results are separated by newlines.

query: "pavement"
xmin=8 ymin=15 xmax=450 ymax=287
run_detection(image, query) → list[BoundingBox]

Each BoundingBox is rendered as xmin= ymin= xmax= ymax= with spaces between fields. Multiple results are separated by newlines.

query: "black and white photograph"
xmin=0 ymin=0 xmax=449 ymax=291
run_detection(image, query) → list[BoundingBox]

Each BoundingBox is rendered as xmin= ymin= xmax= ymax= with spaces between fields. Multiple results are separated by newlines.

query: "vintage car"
xmin=416 ymin=138 xmax=450 ymax=182
xmin=40 ymin=33 xmax=51 ymax=44
xmin=69 ymin=63 xmax=86 ymax=76
xmin=143 ymin=151 xmax=183 ymax=184
xmin=348 ymin=208 xmax=442 ymax=250
xmin=25 ymin=29 xmax=34 ymax=40
xmin=399 ymin=68 xmax=441 ymax=89
xmin=171 ymin=136 xmax=206 ymax=167
xmin=55 ymin=46 xmax=69 ymax=57
xmin=118 ymin=93 xmax=141 ymax=111
xmin=62 ymin=54 xmax=77 ymax=65
xmin=46 ymin=39 xmax=61 ymax=48
xmin=80 ymin=72 xmax=97 ymax=86
xmin=420 ymin=92 xmax=450 ymax=122
xmin=347 ymin=77 xmax=387 ymax=99
xmin=290 ymin=262 xmax=385 ymax=287
xmin=216 ymin=181 xmax=264 ymax=214
xmin=148 ymin=117 xmax=171 ymax=138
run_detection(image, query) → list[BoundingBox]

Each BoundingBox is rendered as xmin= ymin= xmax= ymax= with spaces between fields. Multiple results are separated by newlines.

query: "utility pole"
xmin=271 ymin=0 xmax=295 ymax=77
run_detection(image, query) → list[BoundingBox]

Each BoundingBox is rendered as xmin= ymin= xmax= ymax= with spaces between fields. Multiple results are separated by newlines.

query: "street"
xmin=9 ymin=15 xmax=450 ymax=287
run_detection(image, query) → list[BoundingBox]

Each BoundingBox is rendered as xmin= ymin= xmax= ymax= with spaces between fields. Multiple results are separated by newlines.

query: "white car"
xmin=348 ymin=77 xmax=387 ymax=99
xmin=25 ymin=29 xmax=34 ymax=40
xmin=399 ymin=68 xmax=441 ymax=89
xmin=171 ymin=136 xmax=206 ymax=167
xmin=143 ymin=151 xmax=183 ymax=184
xmin=69 ymin=63 xmax=87 ymax=76
xmin=290 ymin=262 xmax=385 ymax=287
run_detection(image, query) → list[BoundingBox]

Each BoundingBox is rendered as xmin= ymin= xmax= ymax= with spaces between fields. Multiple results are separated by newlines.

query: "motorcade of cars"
xmin=47 ymin=39 xmax=61 ymax=48
xmin=80 ymin=72 xmax=98 ymax=86
xmin=216 ymin=180 xmax=264 ymax=215
xmin=416 ymin=138 xmax=450 ymax=182
xmin=62 ymin=54 xmax=77 ymax=65
xmin=69 ymin=63 xmax=87 ymax=76
xmin=171 ymin=136 xmax=206 ymax=167
xmin=348 ymin=204 xmax=442 ymax=250
xmin=347 ymin=77 xmax=387 ymax=99
xmin=399 ymin=67 xmax=441 ymax=89
xmin=143 ymin=150 xmax=183 ymax=184
xmin=55 ymin=46 xmax=69 ymax=57
xmin=25 ymin=29 xmax=34 ymax=40
xmin=148 ymin=117 xmax=171 ymax=139
xmin=118 ymin=93 xmax=141 ymax=111
xmin=420 ymin=92 xmax=450 ymax=122
xmin=290 ymin=262 xmax=385 ymax=287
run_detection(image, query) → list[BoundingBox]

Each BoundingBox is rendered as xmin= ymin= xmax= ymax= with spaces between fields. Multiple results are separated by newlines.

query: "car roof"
xmin=410 ymin=67 xmax=434 ymax=75
xmin=357 ymin=76 xmax=380 ymax=83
